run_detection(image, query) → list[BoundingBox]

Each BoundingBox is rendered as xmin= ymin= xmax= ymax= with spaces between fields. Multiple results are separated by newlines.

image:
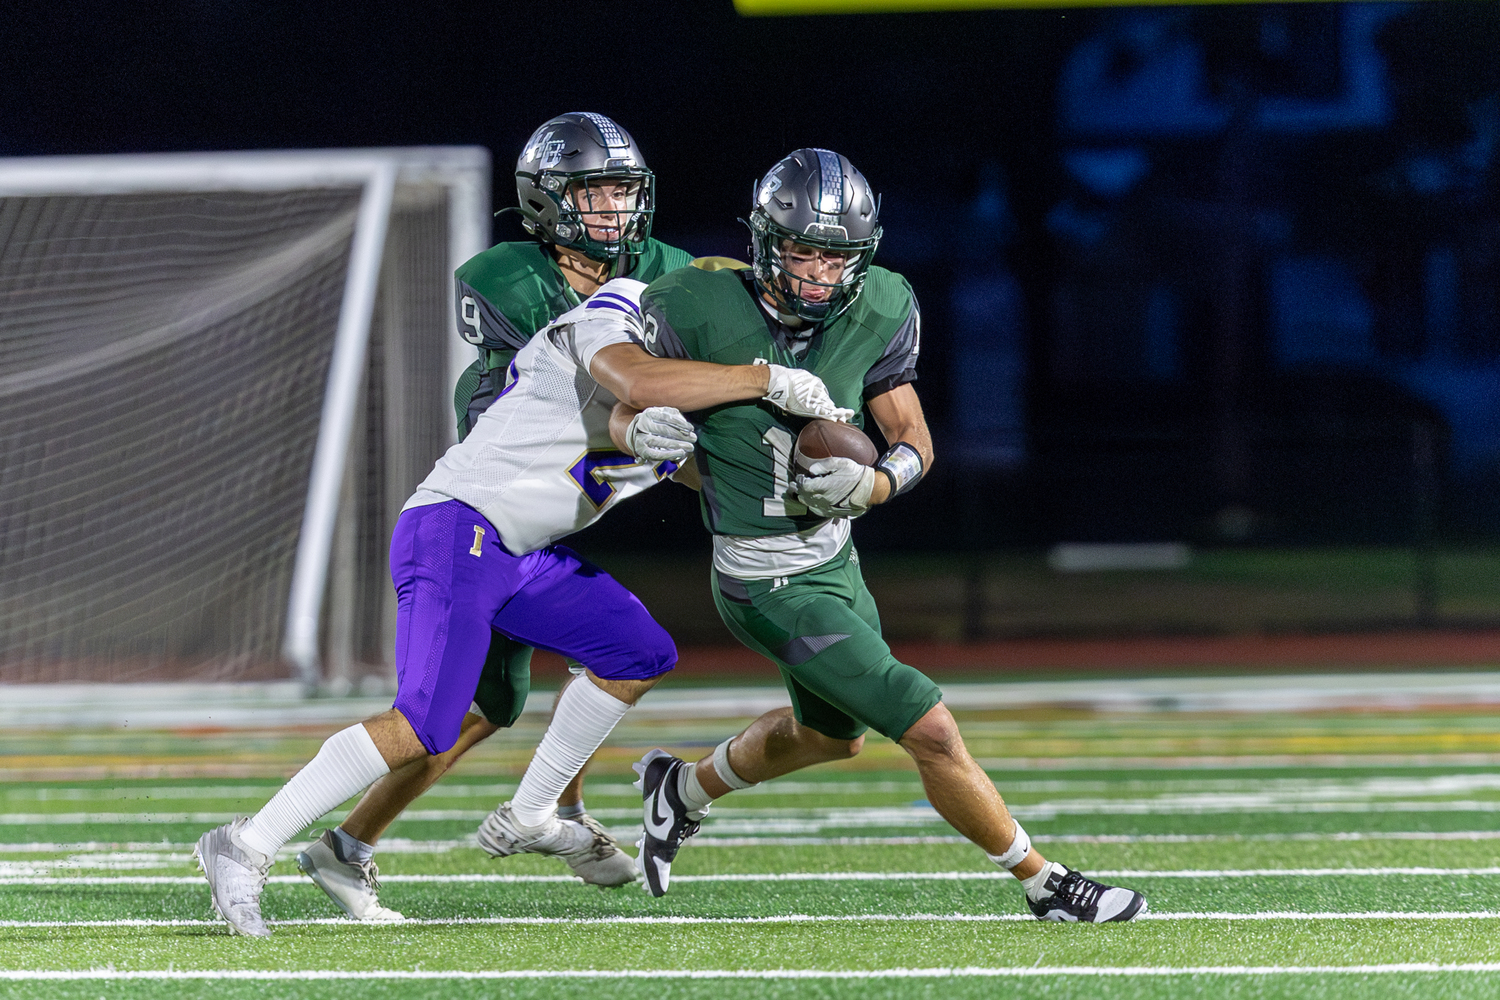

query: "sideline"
xmin=5 ymin=671 xmax=1500 ymax=728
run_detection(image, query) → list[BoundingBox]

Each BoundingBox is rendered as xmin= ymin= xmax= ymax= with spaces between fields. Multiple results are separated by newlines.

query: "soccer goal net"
xmin=0 ymin=148 xmax=489 ymax=691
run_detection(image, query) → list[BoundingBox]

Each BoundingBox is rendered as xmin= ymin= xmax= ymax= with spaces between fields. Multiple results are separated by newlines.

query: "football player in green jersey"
xmin=454 ymin=111 xmax=695 ymax=436
xmin=297 ymin=113 xmax=694 ymax=918
xmin=622 ymin=149 xmax=1147 ymax=922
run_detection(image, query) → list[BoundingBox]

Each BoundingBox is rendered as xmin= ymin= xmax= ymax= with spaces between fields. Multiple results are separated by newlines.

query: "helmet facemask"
xmin=745 ymin=148 xmax=882 ymax=326
xmin=749 ymin=211 xmax=880 ymax=325
xmin=514 ymin=112 xmax=657 ymax=268
xmin=524 ymin=168 xmax=655 ymax=264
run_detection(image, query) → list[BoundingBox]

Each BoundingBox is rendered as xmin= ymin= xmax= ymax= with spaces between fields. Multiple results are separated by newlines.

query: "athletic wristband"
xmin=875 ymin=442 xmax=924 ymax=498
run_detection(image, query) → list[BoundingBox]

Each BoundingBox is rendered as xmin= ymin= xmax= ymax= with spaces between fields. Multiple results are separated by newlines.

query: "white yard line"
xmin=17 ymin=773 xmax=1500 ymax=803
xmin=3 ymin=911 xmax=1500 ymax=930
xmin=6 ymin=829 xmax=1500 ymax=856
xmin=976 ymin=754 xmax=1500 ymax=771
xmin=9 ymin=797 xmax=1500 ymax=827
xmin=5 ymin=867 xmax=1500 ymax=886
xmin=5 ymin=964 xmax=1500 ymax=982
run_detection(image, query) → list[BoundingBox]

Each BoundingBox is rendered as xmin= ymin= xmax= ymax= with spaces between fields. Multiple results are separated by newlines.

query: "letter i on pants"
xmin=389 ymin=499 xmax=676 ymax=753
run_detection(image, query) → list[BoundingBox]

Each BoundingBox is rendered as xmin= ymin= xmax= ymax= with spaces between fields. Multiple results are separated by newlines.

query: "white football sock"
xmin=556 ymin=801 xmax=587 ymax=820
xmin=238 ymin=724 xmax=390 ymax=858
xmin=510 ymin=677 xmax=630 ymax=829
xmin=676 ymin=763 xmax=714 ymax=819
xmin=1021 ymin=861 xmax=1063 ymax=901
xmin=678 ymin=738 xmax=756 ymax=820
xmin=332 ymin=826 xmax=376 ymax=864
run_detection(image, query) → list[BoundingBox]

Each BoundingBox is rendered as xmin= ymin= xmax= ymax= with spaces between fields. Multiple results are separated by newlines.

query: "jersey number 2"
xmin=761 ymin=427 xmax=807 ymax=517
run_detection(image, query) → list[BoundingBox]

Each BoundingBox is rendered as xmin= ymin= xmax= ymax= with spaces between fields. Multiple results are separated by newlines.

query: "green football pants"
xmin=711 ymin=542 xmax=942 ymax=742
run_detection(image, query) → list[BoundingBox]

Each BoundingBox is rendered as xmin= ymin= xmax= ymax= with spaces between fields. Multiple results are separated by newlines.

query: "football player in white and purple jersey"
xmin=193 ymin=279 xmax=852 ymax=937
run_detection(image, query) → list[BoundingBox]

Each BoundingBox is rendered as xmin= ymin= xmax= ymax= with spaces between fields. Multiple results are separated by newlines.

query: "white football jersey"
xmin=403 ymin=278 xmax=675 ymax=556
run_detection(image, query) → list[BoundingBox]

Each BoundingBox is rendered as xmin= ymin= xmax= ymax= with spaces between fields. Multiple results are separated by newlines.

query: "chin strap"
xmin=875 ymin=442 xmax=924 ymax=499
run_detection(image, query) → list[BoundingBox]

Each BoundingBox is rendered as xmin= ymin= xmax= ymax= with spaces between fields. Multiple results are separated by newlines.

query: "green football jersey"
xmin=639 ymin=262 xmax=920 ymax=539
xmin=451 ymin=238 xmax=694 ymax=438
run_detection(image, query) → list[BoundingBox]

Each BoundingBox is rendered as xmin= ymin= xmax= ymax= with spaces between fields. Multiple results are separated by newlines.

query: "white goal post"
xmin=0 ymin=148 xmax=490 ymax=691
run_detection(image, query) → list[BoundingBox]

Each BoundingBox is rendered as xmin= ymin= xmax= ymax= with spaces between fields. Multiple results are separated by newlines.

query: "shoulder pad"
xmin=581 ymin=278 xmax=647 ymax=317
xmin=692 ymin=256 xmax=751 ymax=271
xmin=455 ymin=241 xmax=550 ymax=286
xmin=848 ymin=266 xmax=914 ymax=329
xmin=642 ymin=262 xmax=746 ymax=336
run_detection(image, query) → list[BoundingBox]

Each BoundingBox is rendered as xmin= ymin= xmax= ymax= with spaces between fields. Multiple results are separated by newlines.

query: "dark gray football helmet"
xmin=515 ymin=112 xmax=655 ymax=263
xmin=746 ymin=148 xmax=882 ymax=325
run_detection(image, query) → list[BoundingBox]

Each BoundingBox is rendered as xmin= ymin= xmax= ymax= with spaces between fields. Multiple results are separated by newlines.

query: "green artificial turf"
xmin=5 ymin=708 xmax=1500 ymax=999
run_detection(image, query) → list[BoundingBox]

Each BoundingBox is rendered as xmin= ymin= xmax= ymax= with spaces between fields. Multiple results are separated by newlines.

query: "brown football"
xmin=794 ymin=420 xmax=878 ymax=472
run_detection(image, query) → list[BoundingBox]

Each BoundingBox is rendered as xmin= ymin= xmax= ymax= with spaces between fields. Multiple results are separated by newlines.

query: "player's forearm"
xmin=894 ymin=427 xmax=934 ymax=475
xmin=669 ymin=457 xmax=702 ymax=491
xmin=618 ymin=360 xmax=770 ymax=411
xmin=609 ymin=402 xmax=640 ymax=454
xmin=591 ymin=346 xmax=770 ymax=412
xmin=866 ymin=384 xmax=933 ymax=506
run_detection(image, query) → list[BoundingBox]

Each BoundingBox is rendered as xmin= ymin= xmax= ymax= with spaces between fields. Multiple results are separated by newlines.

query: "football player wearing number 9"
xmin=620 ymin=149 xmax=1147 ymax=922
xmin=193 ymin=268 xmax=853 ymax=936
xmin=293 ymin=113 xmax=701 ymax=920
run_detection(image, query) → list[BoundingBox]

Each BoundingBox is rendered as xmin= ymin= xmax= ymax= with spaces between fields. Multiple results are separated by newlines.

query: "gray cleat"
xmin=193 ymin=818 xmax=273 ymax=937
xmin=477 ymin=801 xmax=598 ymax=868
xmin=297 ymin=829 xmax=404 ymax=922
xmin=563 ymin=812 xmax=641 ymax=888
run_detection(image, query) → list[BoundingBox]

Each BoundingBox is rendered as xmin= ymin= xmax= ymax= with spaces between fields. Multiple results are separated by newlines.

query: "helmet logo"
xmin=757 ymin=173 xmax=783 ymax=206
xmin=524 ymin=129 xmax=566 ymax=169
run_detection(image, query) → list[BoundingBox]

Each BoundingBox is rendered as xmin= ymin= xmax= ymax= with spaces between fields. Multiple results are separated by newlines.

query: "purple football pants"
xmin=389 ymin=500 xmax=676 ymax=754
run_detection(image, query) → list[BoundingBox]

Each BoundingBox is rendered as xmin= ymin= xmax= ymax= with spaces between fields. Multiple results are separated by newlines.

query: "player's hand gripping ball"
xmin=791 ymin=420 xmax=879 ymax=518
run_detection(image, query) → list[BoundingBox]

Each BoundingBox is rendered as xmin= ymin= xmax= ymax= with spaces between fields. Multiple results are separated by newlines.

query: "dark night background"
xmin=7 ymin=0 xmax=1499 ymax=558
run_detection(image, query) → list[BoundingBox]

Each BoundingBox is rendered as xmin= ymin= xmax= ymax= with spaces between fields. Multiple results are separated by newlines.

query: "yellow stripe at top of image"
xmin=735 ymin=0 xmax=1411 ymax=13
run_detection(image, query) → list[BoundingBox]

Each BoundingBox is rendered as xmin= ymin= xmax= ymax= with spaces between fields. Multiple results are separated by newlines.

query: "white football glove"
xmin=792 ymin=457 xmax=876 ymax=518
xmin=763 ymin=364 xmax=855 ymax=423
xmin=625 ymin=406 xmax=697 ymax=463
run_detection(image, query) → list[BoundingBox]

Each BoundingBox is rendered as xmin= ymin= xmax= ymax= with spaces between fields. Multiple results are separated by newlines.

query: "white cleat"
xmin=477 ymin=801 xmax=594 ymax=861
xmin=296 ymin=830 xmax=404 ymax=922
xmin=193 ymin=818 xmax=273 ymax=937
xmin=564 ymin=812 xmax=641 ymax=888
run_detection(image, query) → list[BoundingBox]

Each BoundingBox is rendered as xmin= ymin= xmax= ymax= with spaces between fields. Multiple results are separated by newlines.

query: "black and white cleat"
xmin=1027 ymin=863 xmax=1148 ymax=923
xmin=632 ymin=748 xmax=704 ymax=897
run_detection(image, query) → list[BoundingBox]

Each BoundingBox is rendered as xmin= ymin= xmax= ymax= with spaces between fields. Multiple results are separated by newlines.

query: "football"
xmin=794 ymin=419 xmax=878 ymax=472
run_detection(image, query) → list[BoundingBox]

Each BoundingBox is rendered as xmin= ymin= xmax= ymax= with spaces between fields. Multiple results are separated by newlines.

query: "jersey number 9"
xmin=460 ymin=295 xmax=484 ymax=345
